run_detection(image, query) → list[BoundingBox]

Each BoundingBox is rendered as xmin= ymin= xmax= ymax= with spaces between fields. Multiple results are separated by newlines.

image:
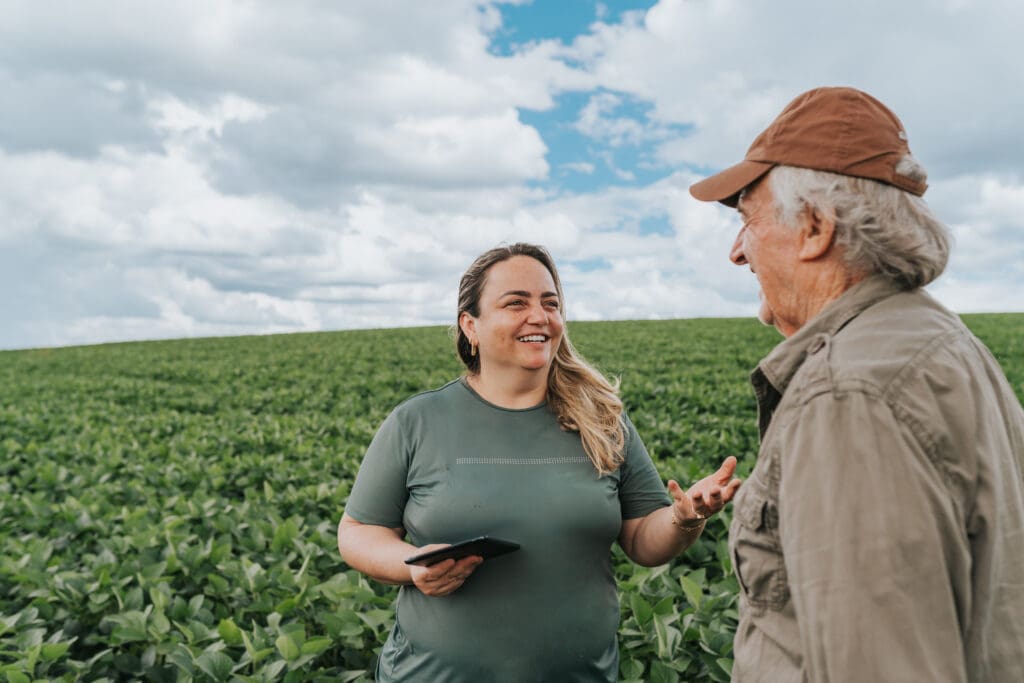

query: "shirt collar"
xmin=757 ymin=275 xmax=906 ymax=396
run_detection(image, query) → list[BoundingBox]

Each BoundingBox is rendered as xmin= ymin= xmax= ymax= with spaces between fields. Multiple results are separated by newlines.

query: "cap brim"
xmin=689 ymin=160 xmax=775 ymax=208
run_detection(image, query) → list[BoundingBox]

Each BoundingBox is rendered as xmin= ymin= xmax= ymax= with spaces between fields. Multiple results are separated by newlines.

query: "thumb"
xmin=667 ymin=479 xmax=684 ymax=501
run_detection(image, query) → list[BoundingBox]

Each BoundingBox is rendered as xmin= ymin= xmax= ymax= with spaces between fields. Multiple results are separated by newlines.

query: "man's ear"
xmin=797 ymin=206 xmax=836 ymax=261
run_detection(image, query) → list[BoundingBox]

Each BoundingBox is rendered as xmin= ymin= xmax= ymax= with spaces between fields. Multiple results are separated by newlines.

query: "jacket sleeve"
xmin=777 ymin=389 xmax=969 ymax=682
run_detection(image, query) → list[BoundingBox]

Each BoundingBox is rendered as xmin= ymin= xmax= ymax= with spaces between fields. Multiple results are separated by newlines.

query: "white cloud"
xmin=356 ymin=109 xmax=549 ymax=186
xmin=561 ymin=161 xmax=595 ymax=175
xmin=575 ymin=92 xmax=648 ymax=146
xmin=555 ymin=0 xmax=1024 ymax=176
xmin=149 ymin=93 xmax=269 ymax=138
xmin=0 ymin=146 xmax=308 ymax=254
xmin=0 ymin=0 xmax=1021 ymax=350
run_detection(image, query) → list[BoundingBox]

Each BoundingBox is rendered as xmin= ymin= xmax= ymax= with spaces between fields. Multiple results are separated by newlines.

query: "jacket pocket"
xmin=729 ymin=487 xmax=789 ymax=612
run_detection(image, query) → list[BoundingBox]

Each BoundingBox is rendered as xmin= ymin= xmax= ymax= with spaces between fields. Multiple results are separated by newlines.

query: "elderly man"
xmin=690 ymin=86 xmax=1024 ymax=681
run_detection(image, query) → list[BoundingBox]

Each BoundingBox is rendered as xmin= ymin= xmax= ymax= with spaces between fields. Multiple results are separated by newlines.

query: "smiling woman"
xmin=336 ymin=242 xmax=741 ymax=682
xmin=453 ymin=244 xmax=625 ymax=474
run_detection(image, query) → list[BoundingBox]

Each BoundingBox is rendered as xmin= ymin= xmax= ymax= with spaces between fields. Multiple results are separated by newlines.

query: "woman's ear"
xmin=458 ymin=311 xmax=476 ymax=341
xmin=797 ymin=206 xmax=836 ymax=261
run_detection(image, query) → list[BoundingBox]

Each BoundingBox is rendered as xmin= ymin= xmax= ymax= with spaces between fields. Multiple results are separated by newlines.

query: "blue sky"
xmin=1 ymin=0 xmax=1021 ymax=349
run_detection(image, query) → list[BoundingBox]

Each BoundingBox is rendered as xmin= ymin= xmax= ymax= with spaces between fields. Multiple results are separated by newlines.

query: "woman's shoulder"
xmin=389 ymin=377 xmax=465 ymax=416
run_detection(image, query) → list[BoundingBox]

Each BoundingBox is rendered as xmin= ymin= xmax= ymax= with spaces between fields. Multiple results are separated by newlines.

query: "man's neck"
xmin=779 ymin=264 xmax=864 ymax=338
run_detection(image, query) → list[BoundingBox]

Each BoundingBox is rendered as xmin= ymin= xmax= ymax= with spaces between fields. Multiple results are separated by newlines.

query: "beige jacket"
xmin=730 ymin=276 xmax=1024 ymax=682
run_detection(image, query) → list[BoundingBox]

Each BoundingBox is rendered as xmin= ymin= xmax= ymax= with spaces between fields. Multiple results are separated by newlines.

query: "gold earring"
xmin=470 ymin=340 xmax=477 ymax=357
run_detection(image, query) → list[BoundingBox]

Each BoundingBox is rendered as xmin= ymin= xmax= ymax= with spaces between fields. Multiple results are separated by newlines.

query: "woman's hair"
xmin=768 ymin=160 xmax=951 ymax=289
xmin=454 ymin=243 xmax=626 ymax=476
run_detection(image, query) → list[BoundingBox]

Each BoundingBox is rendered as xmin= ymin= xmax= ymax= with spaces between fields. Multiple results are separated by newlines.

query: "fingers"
xmin=688 ymin=478 xmax=741 ymax=516
xmin=671 ymin=457 xmax=744 ymax=520
xmin=714 ymin=455 xmax=738 ymax=483
xmin=723 ymin=477 xmax=742 ymax=500
xmin=411 ymin=555 xmax=483 ymax=596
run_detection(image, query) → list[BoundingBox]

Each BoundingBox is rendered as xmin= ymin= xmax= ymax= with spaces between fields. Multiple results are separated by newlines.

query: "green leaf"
xmin=300 ymin=637 xmax=332 ymax=656
xmin=195 ymin=650 xmax=234 ymax=681
xmin=619 ymin=658 xmax=644 ymax=681
xmin=264 ymin=659 xmax=287 ymax=680
xmin=629 ymin=594 xmax=653 ymax=626
xmin=15 ymin=628 xmax=45 ymax=649
xmin=218 ymin=618 xmax=243 ymax=646
xmin=240 ymin=630 xmax=274 ymax=666
xmin=188 ymin=594 xmax=205 ymax=616
xmin=166 ymin=646 xmax=195 ymax=676
xmin=717 ymin=657 xmax=734 ymax=676
xmin=105 ymin=611 xmax=149 ymax=644
xmin=40 ymin=642 xmax=70 ymax=662
xmin=680 ymin=573 xmax=703 ymax=609
xmin=653 ymin=615 xmax=681 ymax=660
xmin=275 ymin=633 xmax=300 ymax=661
xmin=650 ymin=660 xmax=680 ymax=683
xmin=271 ymin=519 xmax=299 ymax=552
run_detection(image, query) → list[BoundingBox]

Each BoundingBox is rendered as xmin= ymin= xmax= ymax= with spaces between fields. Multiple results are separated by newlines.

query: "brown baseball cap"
xmin=689 ymin=86 xmax=927 ymax=207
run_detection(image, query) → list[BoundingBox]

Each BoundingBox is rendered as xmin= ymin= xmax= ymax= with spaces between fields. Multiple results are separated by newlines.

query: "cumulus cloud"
xmin=0 ymin=0 xmax=1021 ymax=350
xmin=559 ymin=0 xmax=1024 ymax=177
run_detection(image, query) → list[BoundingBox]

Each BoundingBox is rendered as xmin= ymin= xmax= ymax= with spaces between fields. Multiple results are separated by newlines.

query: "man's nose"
xmin=730 ymin=229 xmax=748 ymax=265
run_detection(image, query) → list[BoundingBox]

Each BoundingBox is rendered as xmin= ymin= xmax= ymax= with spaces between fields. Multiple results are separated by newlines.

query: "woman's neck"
xmin=466 ymin=367 xmax=548 ymax=409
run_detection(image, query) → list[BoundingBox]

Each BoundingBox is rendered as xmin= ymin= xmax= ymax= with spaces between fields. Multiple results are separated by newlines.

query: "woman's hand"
xmin=408 ymin=545 xmax=483 ymax=597
xmin=668 ymin=455 xmax=742 ymax=525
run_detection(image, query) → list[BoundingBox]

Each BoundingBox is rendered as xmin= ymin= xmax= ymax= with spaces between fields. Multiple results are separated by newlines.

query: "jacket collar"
xmin=757 ymin=275 xmax=906 ymax=396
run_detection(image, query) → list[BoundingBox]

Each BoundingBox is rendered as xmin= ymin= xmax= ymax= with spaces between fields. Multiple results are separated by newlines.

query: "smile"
xmin=517 ymin=335 xmax=548 ymax=343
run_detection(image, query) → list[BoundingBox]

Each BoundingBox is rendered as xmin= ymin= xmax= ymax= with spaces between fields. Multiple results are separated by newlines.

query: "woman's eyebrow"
xmin=499 ymin=290 xmax=558 ymax=298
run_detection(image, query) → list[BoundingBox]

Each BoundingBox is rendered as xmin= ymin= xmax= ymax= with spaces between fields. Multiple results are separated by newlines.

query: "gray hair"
xmin=768 ymin=161 xmax=951 ymax=289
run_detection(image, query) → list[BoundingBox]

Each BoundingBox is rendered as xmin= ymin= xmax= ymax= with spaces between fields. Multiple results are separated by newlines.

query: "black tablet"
xmin=404 ymin=536 xmax=520 ymax=567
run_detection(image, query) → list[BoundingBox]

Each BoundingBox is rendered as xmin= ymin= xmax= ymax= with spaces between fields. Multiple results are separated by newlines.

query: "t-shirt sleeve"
xmin=618 ymin=413 xmax=672 ymax=519
xmin=342 ymin=407 xmax=411 ymax=528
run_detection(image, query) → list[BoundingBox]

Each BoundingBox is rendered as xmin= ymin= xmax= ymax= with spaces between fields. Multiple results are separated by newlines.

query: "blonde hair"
xmin=454 ymin=243 xmax=626 ymax=475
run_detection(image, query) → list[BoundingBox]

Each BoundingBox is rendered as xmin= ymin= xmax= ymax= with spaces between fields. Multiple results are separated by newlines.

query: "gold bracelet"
xmin=671 ymin=507 xmax=707 ymax=530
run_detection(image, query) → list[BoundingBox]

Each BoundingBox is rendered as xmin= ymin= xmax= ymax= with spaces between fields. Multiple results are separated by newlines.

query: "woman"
xmin=337 ymin=243 xmax=740 ymax=682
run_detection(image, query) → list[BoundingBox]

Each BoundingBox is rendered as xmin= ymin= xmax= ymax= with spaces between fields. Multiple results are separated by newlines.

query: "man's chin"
xmin=757 ymin=297 xmax=775 ymax=328
xmin=757 ymin=299 xmax=789 ymax=336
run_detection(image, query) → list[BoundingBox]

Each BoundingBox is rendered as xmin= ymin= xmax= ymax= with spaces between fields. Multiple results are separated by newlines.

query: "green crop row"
xmin=1 ymin=314 xmax=1022 ymax=681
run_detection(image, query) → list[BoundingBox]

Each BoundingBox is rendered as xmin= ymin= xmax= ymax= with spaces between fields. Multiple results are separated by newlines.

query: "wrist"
xmin=670 ymin=506 xmax=707 ymax=531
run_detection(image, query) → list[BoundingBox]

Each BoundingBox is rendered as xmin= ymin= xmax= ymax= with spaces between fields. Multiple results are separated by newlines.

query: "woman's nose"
xmin=527 ymin=305 xmax=548 ymax=324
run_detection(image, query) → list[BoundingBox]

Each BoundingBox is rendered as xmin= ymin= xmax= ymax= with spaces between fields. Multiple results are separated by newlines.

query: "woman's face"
xmin=461 ymin=255 xmax=564 ymax=376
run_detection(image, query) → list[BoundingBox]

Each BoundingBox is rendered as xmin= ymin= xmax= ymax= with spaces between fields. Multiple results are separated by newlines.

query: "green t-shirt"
xmin=344 ymin=378 xmax=671 ymax=682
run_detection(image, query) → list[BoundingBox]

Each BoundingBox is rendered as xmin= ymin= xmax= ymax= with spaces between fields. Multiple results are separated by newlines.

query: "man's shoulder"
xmin=827 ymin=288 xmax=972 ymax=390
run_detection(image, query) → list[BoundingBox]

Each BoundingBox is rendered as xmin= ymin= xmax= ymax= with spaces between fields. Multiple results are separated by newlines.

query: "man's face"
xmin=730 ymin=176 xmax=803 ymax=337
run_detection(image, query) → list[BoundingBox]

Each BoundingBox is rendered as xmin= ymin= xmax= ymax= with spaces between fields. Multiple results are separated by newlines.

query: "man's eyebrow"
xmin=736 ymin=193 xmax=748 ymax=215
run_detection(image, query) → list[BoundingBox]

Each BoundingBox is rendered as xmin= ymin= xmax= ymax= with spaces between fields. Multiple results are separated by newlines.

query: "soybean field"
xmin=2 ymin=315 xmax=1023 ymax=682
